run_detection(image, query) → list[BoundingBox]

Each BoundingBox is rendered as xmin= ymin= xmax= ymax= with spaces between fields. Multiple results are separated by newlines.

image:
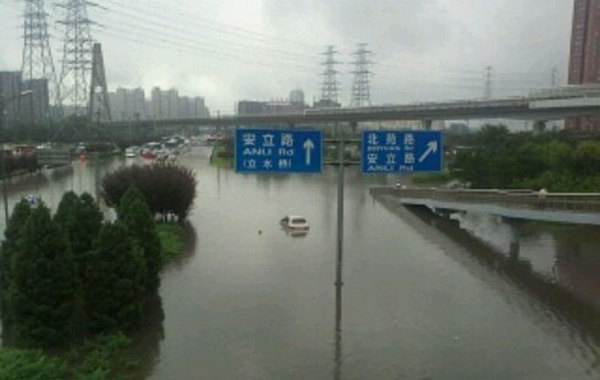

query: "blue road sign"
xmin=235 ymin=129 xmax=323 ymax=173
xmin=361 ymin=130 xmax=443 ymax=174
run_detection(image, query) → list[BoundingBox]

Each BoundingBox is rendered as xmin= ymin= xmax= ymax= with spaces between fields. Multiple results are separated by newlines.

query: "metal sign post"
xmin=336 ymin=131 xmax=345 ymax=287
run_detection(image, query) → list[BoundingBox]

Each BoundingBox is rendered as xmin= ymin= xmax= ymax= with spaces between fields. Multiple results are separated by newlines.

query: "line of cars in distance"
xmin=126 ymin=135 xmax=189 ymax=161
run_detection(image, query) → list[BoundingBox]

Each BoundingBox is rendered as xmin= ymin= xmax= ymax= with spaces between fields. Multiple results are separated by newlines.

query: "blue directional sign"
xmin=362 ymin=130 xmax=442 ymax=174
xmin=235 ymin=129 xmax=323 ymax=173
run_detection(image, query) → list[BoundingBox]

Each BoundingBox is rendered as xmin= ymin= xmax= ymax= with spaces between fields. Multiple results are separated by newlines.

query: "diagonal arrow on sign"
xmin=418 ymin=141 xmax=438 ymax=163
xmin=303 ymin=139 xmax=315 ymax=165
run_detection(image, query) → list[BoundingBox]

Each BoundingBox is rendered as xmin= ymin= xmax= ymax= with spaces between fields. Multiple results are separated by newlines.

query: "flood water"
xmin=2 ymin=146 xmax=600 ymax=379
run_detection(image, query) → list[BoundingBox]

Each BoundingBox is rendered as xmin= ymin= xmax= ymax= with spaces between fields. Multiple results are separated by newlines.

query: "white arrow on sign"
xmin=418 ymin=141 xmax=438 ymax=163
xmin=303 ymin=139 xmax=315 ymax=165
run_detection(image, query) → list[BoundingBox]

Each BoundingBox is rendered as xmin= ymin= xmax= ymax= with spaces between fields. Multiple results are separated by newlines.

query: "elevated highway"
xmin=111 ymin=86 xmax=600 ymax=128
xmin=370 ymin=187 xmax=600 ymax=226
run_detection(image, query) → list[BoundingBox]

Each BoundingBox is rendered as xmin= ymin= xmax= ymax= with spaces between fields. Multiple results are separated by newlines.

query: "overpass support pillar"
xmin=422 ymin=119 xmax=433 ymax=130
xmin=509 ymin=224 xmax=520 ymax=260
xmin=533 ymin=120 xmax=547 ymax=135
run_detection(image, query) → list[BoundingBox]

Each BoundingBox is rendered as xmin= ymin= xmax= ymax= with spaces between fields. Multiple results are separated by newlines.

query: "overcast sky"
xmin=0 ymin=0 xmax=572 ymax=114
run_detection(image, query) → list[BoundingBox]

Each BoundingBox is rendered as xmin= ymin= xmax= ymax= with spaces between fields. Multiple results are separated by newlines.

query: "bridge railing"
xmin=371 ymin=187 xmax=600 ymax=213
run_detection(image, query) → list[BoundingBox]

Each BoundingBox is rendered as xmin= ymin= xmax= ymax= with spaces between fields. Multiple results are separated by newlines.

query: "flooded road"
xmin=2 ymin=146 xmax=600 ymax=379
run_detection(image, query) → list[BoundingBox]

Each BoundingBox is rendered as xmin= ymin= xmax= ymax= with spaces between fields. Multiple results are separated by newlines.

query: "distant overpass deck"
xmin=370 ymin=187 xmax=600 ymax=226
xmin=111 ymin=92 xmax=600 ymax=128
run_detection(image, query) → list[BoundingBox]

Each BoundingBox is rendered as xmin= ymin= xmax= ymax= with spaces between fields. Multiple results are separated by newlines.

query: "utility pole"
xmin=320 ymin=45 xmax=340 ymax=105
xmin=0 ymin=94 xmax=6 ymax=225
xmin=484 ymin=66 xmax=493 ymax=99
xmin=350 ymin=43 xmax=373 ymax=108
xmin=57 ymin=0 xmax=96 ymax=118
xmin=21 ymin=0 xmax=60 ymax=121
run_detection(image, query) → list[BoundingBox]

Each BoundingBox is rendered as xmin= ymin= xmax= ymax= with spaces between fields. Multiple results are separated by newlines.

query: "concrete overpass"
xmin=110 ymin=85 xmax=600 ymax=128
xmin=370 ymin=187 xmax=600 ymax=226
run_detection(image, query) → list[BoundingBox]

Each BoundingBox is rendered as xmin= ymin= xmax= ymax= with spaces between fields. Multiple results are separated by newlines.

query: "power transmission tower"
xmin=21 ymin=0 xmax=59 ymax=122
xmin=484 ymin=66 xmax=493 ymax=99
xmin=320 ymin=45 xmax=340 ymax=104
xmin=57 ymin=0 xmax=95 ymax=118
xmin=551 ymin=67 xmax=559 ymax=87
xmin=89 ymin=43 xmax=111 ymax=124
xmin=350 ymin=43 xmax=373 ymax=107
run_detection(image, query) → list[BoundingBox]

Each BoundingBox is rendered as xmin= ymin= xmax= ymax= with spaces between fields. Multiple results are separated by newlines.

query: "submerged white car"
xmin=280 ymin=215 xmax=310 ymax=231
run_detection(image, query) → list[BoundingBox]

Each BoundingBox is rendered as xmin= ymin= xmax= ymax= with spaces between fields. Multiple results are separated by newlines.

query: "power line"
xmin=92 ymin=12 xmax=318 ymax=70
xmin=99 ymin=0 xmax=318 ymax=52
xmin=96 ymin=6 xmax=316 ymax=63
xmin=91 ymin=25 xmax=318 ymax=73
xmin=91 ymin=27 xmax=317 ymax=74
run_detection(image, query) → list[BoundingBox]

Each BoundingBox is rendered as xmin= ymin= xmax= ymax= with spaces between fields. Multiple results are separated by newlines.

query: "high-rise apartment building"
xmin=21 ymin=79 xmax=49 ymax=125
xmin=109 ymin=87 xmax=147 ymax=121
xmin=567 ymin=0 xmax=600 ymax=131
xmin=0 ymin=71 xmax=23 ymax=129
xmin=148 ymin=87 xmax=209 ymax=120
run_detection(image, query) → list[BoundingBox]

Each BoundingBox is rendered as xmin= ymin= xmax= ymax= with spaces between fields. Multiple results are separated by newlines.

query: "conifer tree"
xmin=10 ymin=204 xmax=76 ymax=348
xmin=118 ymin=187 xmax=162 ymax=291
xmin=53 ymin=191 xmax=79 ymax=227
xmin=1 ymin=200 xmax=32 ymax=339
xmin=83 ymin=222 xmax=146 ymax=333
xmin=1 ymin=200 xmax=32 ymax=293
xmin=54 ymin=192 xmax=103 ymax=281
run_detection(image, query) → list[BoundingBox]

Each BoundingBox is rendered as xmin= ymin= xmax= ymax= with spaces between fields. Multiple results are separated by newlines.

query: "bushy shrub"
xmin=8 ymin=204 xmax=76 ymax=348
xmin=118 ymin=187 xmax=162 ymax=291
xmin=83 ymin=222 xmax=146 ymax=333
xmin=101 ymin=164 xmax=196 ymax=221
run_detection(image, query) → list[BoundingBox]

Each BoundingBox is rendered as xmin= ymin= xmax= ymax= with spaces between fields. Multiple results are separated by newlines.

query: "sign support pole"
xmin=336 ymin=130 xmax=344 ymax=287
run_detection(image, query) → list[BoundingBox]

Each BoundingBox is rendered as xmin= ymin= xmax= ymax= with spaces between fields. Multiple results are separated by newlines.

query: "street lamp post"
xmin=1 ymin=90 xmax=34 ymax=225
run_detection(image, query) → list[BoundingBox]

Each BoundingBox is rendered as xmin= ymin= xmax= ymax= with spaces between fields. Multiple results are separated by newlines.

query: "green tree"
xmin=1 ymin=200 xmax=32 ymax=339
xmin=53 ymin=191 xmax=79 ymax=227
xmin=83 ymin=222 xmax=146 ymax=333
xmin=118 ymin=187 xmax=162 ymax=291
xmin=54 ymin=192 xmax=103 ymax=281
xmin=0 ymin=349 xmax=68 ymax=379
xmin=572 ymin=141 xmax=600 ymax=178
xmin=9 ymin=204 xmax=76 ymax=348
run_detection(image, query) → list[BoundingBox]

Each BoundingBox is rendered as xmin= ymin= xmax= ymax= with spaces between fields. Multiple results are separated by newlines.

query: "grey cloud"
xmin=0 ymin=0 xmax=575 ymax=111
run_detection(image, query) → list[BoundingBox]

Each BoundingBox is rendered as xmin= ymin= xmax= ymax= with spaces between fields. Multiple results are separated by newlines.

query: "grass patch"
xmin=156 ymin=222 xmax=185 ymax=263
xmin=410 ymin=171 xmax=453 ymax=186
xmin=209 ymin=145 xmax=233 ymax=168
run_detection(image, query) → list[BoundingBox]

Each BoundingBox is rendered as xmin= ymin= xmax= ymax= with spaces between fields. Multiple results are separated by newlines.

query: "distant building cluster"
xmin=109 ymin=87 xmax=210 ymax=121
xmin=237 ymin=89 xmax=310 ymax=116
xmin=0 ymin=71 xmax=49 ymax=128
